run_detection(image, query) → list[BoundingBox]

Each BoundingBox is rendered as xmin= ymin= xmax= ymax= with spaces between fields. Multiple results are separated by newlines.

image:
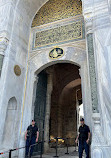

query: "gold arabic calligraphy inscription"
xmin=32 ymin=0 xmax=82 ymax=27
xmin=34 ymin=20 xmax=83 ymax=48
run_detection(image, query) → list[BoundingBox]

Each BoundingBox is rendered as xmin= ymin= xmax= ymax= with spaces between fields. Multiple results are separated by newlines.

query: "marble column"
xmin=44 ymin=69 xmax=53 ymax=153
xmin=84 ymin=12 xmax=106 ymax=157
xmin=76 ymin=89 xmax=80 ymax=132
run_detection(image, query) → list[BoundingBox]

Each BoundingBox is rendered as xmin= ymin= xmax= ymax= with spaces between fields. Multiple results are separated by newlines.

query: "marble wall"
xmin=0 ymin=0 xmax=111 ymax=158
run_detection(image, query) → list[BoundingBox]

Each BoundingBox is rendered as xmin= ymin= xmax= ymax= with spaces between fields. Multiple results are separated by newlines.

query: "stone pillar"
xmin=84 ymin=10 xmax=106 ymax=157
xmin=57 ymin=104 xmax=62 ymax=138
xmin=76 ymin=89 xmax=80 ymax=132
xmin=91 ymin=113 xmax=105 ymax=158
xmin=31 ymin=75 xmax=39 ymax=120
xmin=0 ymin=35 xmax=9 ymax=146
xmin=44 ymin=69 xmax=53 ymax=153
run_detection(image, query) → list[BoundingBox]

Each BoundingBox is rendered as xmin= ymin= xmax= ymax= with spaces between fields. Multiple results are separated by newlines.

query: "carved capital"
xmin=84 ymin=16 xmax=93 ymax=34
xmin=83 ymin=5 xmax=93 ymax=34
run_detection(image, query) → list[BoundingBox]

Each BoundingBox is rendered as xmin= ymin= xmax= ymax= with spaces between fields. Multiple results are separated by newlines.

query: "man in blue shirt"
xmin=25 ymin=120 xmax=39 ymax=158
xmin=75 ymin=118 xmax=91 ymax=158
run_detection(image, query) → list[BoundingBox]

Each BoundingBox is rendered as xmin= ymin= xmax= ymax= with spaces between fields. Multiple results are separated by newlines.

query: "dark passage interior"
xmin=49 ymin=63 xmax=82 ymax=146
xmin=34 ymin=63 xmax=83 ymax=154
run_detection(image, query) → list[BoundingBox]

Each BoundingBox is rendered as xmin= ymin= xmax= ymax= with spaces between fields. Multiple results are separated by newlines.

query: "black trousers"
xmin=25 ymin=137 xmax=36 ymax=157
xmin=79 ymin=140 xmax=89 ymax=158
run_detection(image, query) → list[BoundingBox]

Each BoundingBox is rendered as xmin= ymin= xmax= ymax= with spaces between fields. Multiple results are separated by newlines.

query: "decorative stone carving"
xmin=87 ymin=33 xmax=99 ymax=113
xmin=91 ymin=113 xmax=106 ymax=158
xmin=92 ymin=113 xmax=106 ymax=146
xmin=14 ymin=65 xmax=21 ymax=76
xmin=83 ymin=5 xmax=93 ymax=34
xmin=0 ymin=36 xmax=9 ymax=55
xmin=85 ymin=16 xmax=93 ymax=34
xmin=49 ymin=47 xmax=64 ymax=59
xmin=0 ymin=35 xmax=9 ymax=76
xmin=32 ymin=0 xmax=82 ymax=27
xmin=33 ymin=17 xmax=85 ymax=49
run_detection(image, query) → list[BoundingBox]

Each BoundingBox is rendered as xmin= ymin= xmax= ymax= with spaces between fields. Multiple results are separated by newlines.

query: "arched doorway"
xmin=33 ymin=63 xmax=83 ymax=154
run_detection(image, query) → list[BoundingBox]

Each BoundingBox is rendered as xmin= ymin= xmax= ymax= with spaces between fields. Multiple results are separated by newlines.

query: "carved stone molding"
xmin=92 ymin=113 xmax=106 ymax=146
xmin=79 ymin=68 xmax=81 ymax=77
xmin=34 ymin=74 xmax=39 ymax=83
xmin=0 ymin=36 xmax=9 ymax=55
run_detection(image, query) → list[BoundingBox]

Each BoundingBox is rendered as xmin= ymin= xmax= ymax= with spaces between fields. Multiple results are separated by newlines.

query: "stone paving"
xmin=32 ymin=147 xmax=85 ymax=158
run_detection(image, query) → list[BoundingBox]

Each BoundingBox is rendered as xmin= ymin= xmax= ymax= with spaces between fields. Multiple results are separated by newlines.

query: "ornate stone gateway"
xmin=30 ymin=0 xmax=87 ymax=155
xmin=1 ymin=0 xmax=111 ymax=158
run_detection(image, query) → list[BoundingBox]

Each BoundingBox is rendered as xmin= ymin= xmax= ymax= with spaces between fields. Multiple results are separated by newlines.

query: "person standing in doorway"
xmin=25 ymin=120 xmax=39 ymax=158
xmin=75 ymin=118 xmax=91 ymax=158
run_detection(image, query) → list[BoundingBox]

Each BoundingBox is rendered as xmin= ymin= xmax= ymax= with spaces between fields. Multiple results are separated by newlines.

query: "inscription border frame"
xmin=32 ymin=16 xmax=85 ymax=50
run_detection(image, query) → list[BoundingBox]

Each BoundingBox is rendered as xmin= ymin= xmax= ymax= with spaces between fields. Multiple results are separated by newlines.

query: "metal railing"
xmin=0 ymin=138 xmax=78 ymax=158
xmin=0 ymin=141 xmax=44 ymax=158
xmin=49 ymin=137 xmax=78 ymax=157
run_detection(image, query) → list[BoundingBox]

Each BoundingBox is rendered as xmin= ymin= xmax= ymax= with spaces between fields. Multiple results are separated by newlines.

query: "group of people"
xmin=25 ymin=118 xmax=90 ymax=158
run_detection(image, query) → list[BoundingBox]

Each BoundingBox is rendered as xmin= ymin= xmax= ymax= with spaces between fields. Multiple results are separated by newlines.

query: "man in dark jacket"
xmin=75 ymin=118 xmax=91 ymax=158
xmin=25 ymin=120 xmax=39 ymax=158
